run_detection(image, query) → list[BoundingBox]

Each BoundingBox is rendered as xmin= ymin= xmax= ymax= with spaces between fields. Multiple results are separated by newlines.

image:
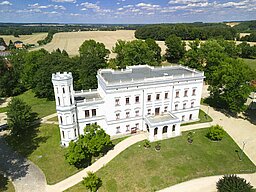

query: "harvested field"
xmin=31 ymin=30 xmax=167 ymax=58
xmin=0 ymin=33 xmax=47 ymax=45
xmin=225 ymin=22 xmax=240 ymax=27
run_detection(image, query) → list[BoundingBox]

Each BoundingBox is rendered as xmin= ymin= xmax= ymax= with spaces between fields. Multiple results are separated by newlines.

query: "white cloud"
xmin=70 ymin=13 xmax=81 ymax=16
xmin=0 ymin=1 xmax=12 ymax=5
xmin=80 ymin=2 xmax=112 ymax=14
xmin=80 ymin=2 xmax=100 ymax=9
xmin=52 ymin=0 xmax=76 ymax=3
xmin=136 ymin=3 xmax=160 ymax=8
xmin=169 ymin=0 xmax=207 ymax=4
xmin=28 ymin=3 xmax=66 ymax=10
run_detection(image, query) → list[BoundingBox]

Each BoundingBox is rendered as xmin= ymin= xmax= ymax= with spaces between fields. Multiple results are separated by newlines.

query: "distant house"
xmin=14 ymin=41 xmax=24 ymax=49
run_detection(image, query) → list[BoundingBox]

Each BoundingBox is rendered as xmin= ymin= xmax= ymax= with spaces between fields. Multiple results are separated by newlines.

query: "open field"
xmin=30 ymin=30 xmax=256 ymax=58
xmin=31 ymin=30 xmax=167 ymax=57
xmin=66 ymin=129 xmax=256 ymax=192
xmin=0 ymin=33 xmax=47 ymax=45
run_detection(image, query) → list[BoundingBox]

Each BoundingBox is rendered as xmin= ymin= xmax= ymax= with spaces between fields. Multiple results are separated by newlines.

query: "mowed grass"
xmin=16 ymin=90 xmax=56 ymax=118
xmin=28 ymin=124 xmax=79 ymax=184
xmin=181 ymin=109 xmax=212 ymax=126
xmin=243 ymin=58 xmax=256 ymax=70
xmin=66 ymin=129 xmax=256 ymax=192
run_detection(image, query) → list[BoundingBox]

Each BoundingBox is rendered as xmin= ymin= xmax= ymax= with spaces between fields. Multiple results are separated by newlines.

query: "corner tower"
xmin=52 ymin=72 xmax=78 ymax=146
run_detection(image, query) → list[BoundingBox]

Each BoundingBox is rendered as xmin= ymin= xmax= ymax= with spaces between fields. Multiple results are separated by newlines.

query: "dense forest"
xmin=135 ymin=23 xmax=237 ymax=41
xmin=233 ymin=20 xmax=256 ymax=32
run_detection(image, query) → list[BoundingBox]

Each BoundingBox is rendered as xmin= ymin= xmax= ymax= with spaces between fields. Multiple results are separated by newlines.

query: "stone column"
xmin=167 ymin=125 xmax=172 ymax=138
xmin=157 ymin=126 xmax=163 ymax=140
xmin=149 ymin=127 xmax=155 ymax=142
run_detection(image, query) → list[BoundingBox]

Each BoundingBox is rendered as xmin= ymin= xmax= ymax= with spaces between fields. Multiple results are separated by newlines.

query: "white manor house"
xmin=52 ymin=65 xmax=205 ymax=146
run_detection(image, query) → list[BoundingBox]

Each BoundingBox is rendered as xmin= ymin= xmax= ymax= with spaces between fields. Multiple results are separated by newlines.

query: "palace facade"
xmin=52 ymin=65 xmax=204 ymax=146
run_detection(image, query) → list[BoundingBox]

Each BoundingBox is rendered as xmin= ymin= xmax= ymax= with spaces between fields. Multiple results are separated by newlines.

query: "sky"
xmin=0 ymin=0 xmax=255 ymax=24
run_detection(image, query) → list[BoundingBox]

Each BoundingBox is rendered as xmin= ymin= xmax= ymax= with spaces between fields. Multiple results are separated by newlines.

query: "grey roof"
xmin=146 ymin=113 xmax=178 ymax=124
xmin=75 ymin=92 xmax=102 ymax=103
xmin=99 ymin=65 xmax=202 ymax=84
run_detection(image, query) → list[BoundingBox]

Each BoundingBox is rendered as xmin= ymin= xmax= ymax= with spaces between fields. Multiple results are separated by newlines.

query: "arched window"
xmin=154 ymin=127 xmax=158 ymax=135
xmin=63 ymin=87 xmax=65 ymax=94
xmin=58 ymin=97 xmax=60 ymax=105
xmin=62 ymin=131 xmax=65 ymax=139
xmin=70 ymin=98 xmax=72 ymax=105
xmin=73 ymin=114 xmax=75 ymax=123
xmin=60 ymin=116 xmax=63 ymax=124
xmin=163 ymin=126 xmax=168 ymax=133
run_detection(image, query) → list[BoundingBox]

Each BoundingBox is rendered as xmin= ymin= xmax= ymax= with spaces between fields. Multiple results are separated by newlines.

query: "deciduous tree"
xmin=82 ymin=172 xmax=102 ymax=192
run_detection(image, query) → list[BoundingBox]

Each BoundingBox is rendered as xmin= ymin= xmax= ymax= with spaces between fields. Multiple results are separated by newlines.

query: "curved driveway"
xmin=0 ymin=136 xmax=46 ymax=192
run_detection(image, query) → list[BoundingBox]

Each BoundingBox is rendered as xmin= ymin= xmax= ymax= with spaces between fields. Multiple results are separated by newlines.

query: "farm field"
xmin=0 ymin=33 xmax=47 ymax=45
xmin=31 ymin=30 xmax=167 ymax=57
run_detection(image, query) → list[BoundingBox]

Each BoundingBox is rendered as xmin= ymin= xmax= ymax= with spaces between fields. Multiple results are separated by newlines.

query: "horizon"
xmin=0 ymin=0 xmax=255 ymax=24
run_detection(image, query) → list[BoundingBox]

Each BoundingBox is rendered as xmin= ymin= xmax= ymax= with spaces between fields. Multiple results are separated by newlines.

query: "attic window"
xmin=163 ymin=73 xmax=168 ymax=76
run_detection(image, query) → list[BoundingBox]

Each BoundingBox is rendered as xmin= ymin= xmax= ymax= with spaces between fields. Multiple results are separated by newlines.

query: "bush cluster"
xmin=206 ymin=125 xmax=225 ymax=141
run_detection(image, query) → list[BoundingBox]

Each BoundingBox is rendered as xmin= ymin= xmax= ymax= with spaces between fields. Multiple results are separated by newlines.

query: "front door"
xmin=155 ymin=107 xmax=160 ymax=115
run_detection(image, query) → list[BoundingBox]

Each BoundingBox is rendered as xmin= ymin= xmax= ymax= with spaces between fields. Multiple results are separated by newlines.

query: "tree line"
xmin=135 ymin=23 xmax=237 ymax=41
xmin=37 ymin=30 xmax=57 ymax=45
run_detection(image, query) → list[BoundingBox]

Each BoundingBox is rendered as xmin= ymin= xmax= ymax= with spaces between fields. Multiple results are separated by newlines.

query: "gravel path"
xmin=0 ymin=136 xmax=47 ymax=192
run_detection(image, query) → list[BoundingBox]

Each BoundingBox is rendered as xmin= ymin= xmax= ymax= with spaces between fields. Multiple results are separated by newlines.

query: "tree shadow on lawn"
xmin=0 ymin=123 xmax=49 ymax=180
xmin=204 ymin=97 xmax=238 ymax=118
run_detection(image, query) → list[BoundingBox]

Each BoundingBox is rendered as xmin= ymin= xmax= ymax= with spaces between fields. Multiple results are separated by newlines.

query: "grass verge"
xmin=65 ymin=129 xmax=256 ymax=192
xmin=0 ymin=107 xmax=8 ymax=113
xmin=181 ymin=109 xmax=212 ymax=126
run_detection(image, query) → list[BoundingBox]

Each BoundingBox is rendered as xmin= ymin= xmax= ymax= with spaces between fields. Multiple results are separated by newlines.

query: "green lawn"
xmin=0 ymin=174 xmax=15 ymax=192
xmin=182 ymin=109 xmax=212 ymax=126
xmin=6 ymin=123 xmax=132 ymax=185
xmin=16 ymin=90 xmax=56 ymax=118
xmin=66 ymin=129 xmax=256 ymax=192
xmin=243 ymin=58 xmax=256 ymax=70
xmin=48 ymin=116 xmax=58 ymax=122
xmin=0 ymin=107 xmax=7 ymax=113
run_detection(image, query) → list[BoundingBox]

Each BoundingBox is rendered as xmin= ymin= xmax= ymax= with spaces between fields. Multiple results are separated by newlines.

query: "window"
xmin=156 ymin=93 xmax=160 ymax=100
xmin=155 ymin=107 xmax=160 ymax=115
xmin=135 ymin=110 xmax=139 ymax=117
xmin=86 ymin=123 xmax=90 ymax=127
xmin=72 ymin=114 xmax=75 ymax=123
xmin=172 ymin=125 xmax=176 ymax=132
xmin=147 ymin=109 xmax=151 ymax=115
xmin=184 ymin=90 xmax=188 ymax=97
xmin=183 ymin=103 xmax=186 ymax=109
xmin=60 ymin=116 xmax=63 ymax=124
xmin=116 ymin=126 xmax=121 ymax=134
xmin=191 ymin=102 xmax=194 ymax=108
xmin=62 ymin=131 xmax=65 ymax=139
xmin=62 ymin=87 xmax=65 ymax=94
xmin=189 ymin=114 xmax=192 ymax=120
xmin=126 ymin=97 xmax=130 ymax=105
xmin=182 ymin=115 xmax=185 ymax=121
xmin=176 ymin=91 xmax=179 ymax=98
xmin=165 ymin=92 xmax=168 ymax=99
xmin=74 ymin=129 xmax=77 ymax=137
xmin=58 ymin=97 xmax=60 ymax=105
xmin=115 ymin=98 xmax=120 ymax=106
xmin=85 ymin=110 xmax=89 ymax=117
xmin=147 ymin=95 xmax=151 ymax=102
xmin=92 ymin=109 xmax=96 ymax=116
xmin=56 ymin=87 xmax=59 ymax=94
xmin=69 ymin=86 xmax=71 ymax=93
xmin=135 ymin=123 xmax=139 ymax=129
xmin=116 ymin=113 xmax=120 ymax=120
xmin=126 ymin=111 xmax=130 ymax=118
xmin=135 ymin=96 xmax=139 ymax=103
xmin=175 ymin=104 xmax=178 ymax=111
xmin=164 ymin=106 xmax=168 ymax=112
xmin=126 ymin=125 xmax=130 ymax=132
xmin=192 ymin=89 xmax=196 ymax=96
xmin=70 ymin=98 xmax=72 ymax=105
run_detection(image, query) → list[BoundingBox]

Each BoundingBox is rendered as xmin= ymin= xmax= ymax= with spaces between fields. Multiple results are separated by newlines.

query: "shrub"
xmin=217 ymin=174 xmax=253 ymax=192
xmin=206 ymin=125 xmax=224 ymax=141
xmin=144 ymin=140 xmax=151 ymax=148
xmin=83 ymin=172 xmax=102 ymax=192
